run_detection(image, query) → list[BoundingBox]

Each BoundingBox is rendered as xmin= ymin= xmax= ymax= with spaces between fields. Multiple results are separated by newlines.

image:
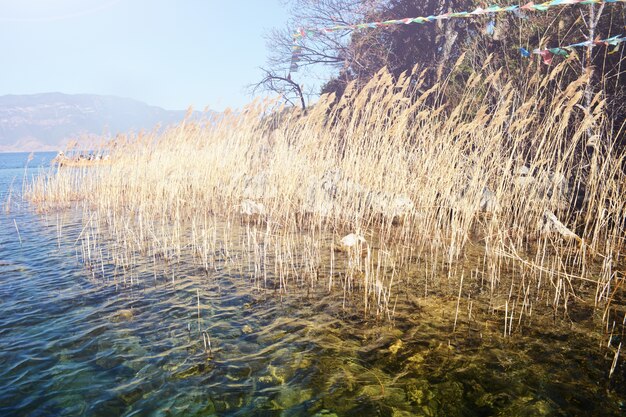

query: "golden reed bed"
xmin=29 ymin=63 xmax=626 ymax=341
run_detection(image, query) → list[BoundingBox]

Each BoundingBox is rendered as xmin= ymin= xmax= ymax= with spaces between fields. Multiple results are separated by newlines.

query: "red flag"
xmin=538 ymin=50 xmax=553 ymax=65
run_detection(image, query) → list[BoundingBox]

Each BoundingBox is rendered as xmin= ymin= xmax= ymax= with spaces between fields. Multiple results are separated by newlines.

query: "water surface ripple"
xmin=0 ymin=152 xmax=624 ymax=416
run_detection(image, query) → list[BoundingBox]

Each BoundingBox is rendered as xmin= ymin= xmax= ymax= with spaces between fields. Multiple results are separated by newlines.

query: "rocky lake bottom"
xmin=1 ymin=152 xmax=625 ymax=417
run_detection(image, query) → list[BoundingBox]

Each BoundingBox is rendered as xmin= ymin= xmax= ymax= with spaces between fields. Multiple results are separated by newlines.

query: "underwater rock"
xmin=109 ymin=336 xmax=149 ymax=369
xmin=275 ymin=387 xmax=314 ymax=409
xmin=225 ymin=365 xmax=252 ymax=381
xmin=392 ymin=409 xmax=418 ymax=417
xmin=94 ymin=354 xmax=124 ymax=370
xmin=119 ymin=387 xmax=144 ymax=405
xmin=294 ymin=355 xmax=312 ymax=370
xmin=405 ymin=378 xmax=433 ymax=406
xmin=313 ymin=410 xmax=339 ymax=417
xmin=407 ymin=352 xmax=426 ymax=372
xmin=360 ymin=385 xmax=406 ymax=403
xmin=89 ymin=396 xmax=127 ymax=417
xmin=476 ymin=391 xmax=512 ymax=409
xmin=259 ymin=364 xmax=289 ymax=385
xmin=389 ymin=339 xmax=404 ymax=355
xmin=514 ymin=399 xmax=553 ymax=416
xmin=110 ymin=309 xmax=134 ymax=323
xmin=434 ymin=380 xmax=466 ymax=415
xmin=0 ymin=261 xmax=29 ymax=273
xmin=170 ymin=362 xmax=212 ymax=380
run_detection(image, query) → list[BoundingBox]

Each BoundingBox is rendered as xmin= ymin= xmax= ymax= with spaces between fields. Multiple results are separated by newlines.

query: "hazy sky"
xmin=0 ymin=0 xmax=290 ymax=111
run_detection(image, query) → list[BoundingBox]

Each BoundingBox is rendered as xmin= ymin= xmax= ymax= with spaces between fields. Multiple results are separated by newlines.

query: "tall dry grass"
xmin=29 ymin=60 xmax=625 ymax=336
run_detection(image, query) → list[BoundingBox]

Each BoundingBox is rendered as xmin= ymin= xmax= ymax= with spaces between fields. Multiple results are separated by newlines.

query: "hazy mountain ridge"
xmin=0 ymin=93 xmax=197 ymax=152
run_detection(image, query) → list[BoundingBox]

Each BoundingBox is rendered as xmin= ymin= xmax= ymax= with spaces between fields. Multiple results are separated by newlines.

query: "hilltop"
xmin=0 ymin=93 xmax=203 ymax=152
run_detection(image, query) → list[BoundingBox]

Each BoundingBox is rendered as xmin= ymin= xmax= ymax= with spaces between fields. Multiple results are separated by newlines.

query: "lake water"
xmin=0 ymin=151 xmax=625 ymax=416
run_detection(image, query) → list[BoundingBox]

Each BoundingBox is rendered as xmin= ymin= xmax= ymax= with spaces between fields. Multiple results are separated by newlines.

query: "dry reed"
xmin=28 ymin=63 xmax=626 ymax=343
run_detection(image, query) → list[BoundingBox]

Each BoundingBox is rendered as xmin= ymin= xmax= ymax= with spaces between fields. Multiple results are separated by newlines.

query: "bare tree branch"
xmin=250 ymin=68 xmax=307 ymax=110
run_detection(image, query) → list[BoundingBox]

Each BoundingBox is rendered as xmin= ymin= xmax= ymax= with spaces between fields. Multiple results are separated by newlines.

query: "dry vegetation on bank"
xmin=28 ymin=61 xmax=625 ymax=347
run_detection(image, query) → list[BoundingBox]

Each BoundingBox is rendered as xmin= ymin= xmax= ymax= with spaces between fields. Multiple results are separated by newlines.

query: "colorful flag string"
xmin=289 ymin=0 xmax=625 ymax=71
xmin=532 ymin=35 xmax=626 ymax=64
xmin=292 ymin=0 xmax=625 ymax=40
xmin=290 ymin=44 xmax=302 ymax=72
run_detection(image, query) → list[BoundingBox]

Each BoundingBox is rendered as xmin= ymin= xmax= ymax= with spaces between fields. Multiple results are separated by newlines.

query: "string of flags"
xmin=293 ymin=0 xmax=625 ymax=39
xmin=289 ymin=0 xmax=626 ymax=72
xmin=528 ymin=35 xmax=626 ymax=64
xmin=290 ymin=44 xmax=302 ymax=73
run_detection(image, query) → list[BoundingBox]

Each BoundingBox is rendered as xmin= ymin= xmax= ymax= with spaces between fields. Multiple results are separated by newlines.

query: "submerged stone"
xmin=275 ymin=387 xmax=314 ymax=409
xmin=360 ymin=385 xmax=406 ymax=404
xmin=392 ymin=409 xmax=418 ymax=417
xmin=405 ymin=378 xmax=433 ymax=406
xmin=110 ymin=309 xmax=134 ymax=323
xmin=171 ymin=362 xmax=213 ymax=380
xmin=504 ymin=396 xmax=553 ymax=416
xmin=406 ymin=352 xmax=426 ymax=373
xmin=94 ymin=354 xmax=124 ymax=370
xmin=119 ymin=387 xmax=144 ymax=405
xmin=313 ymin=410 xmax=339 ymax=417
xmin=259 ymin=364 xmax=289 ymax=385
xmin=389 ymin=339 xmax=404 ymax=355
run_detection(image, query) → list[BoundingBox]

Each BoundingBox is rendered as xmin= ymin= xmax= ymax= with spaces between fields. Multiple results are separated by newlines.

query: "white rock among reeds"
xmin=545 ymin=171 xmax=571 ymax=208
xmin=304 ymin=169 xmax=414 ymax=220
xmin=365 ymin=191 xmax=415 ymax=219
xmin=450 ymin=181 xmax=498 ymax=214
xmin=479 ymin=187 xmax=498 ymax=212
xmin=320 ymin=168 xmax=342 ymax=198
xmin=538 ymin=209 xmax=580 ymax=240
xmin=304 ymin=196 xmax=338 ymax=217
xmin=340 ymin=233 xmax=366 ymax=250
xmin=303 ymin=176 xmax=339 ymax=217
xmin=514 ymin=167 xmax=572 ymax=210
xmin=242 ymin=172 xmax=277 ymax=200
xmin=240 ymin=199 xmax=266 ymax=216
xmin=389 ymin=195 xmax=415 ymax=219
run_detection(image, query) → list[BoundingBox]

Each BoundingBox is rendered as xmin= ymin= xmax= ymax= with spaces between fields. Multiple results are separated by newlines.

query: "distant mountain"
xmin=0 ymin=93 xmax=203 ymax=152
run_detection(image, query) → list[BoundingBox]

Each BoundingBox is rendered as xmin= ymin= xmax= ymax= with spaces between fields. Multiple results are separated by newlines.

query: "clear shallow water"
xmin=0 ymin=152 xmax=625 ymax=417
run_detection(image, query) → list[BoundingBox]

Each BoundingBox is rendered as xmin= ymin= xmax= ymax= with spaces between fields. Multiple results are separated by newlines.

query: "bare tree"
xmin=251 ymin=68 xmax=307 ymax=110
xmin=255 ymin=0 xmax=626 ymax=142
xmin=254 ymin=0 xmax=390 ymax=106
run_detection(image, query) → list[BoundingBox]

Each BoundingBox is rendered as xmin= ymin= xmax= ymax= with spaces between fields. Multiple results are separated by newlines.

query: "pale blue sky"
xmin=0 ymin=0 xmax=291 ymax=111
